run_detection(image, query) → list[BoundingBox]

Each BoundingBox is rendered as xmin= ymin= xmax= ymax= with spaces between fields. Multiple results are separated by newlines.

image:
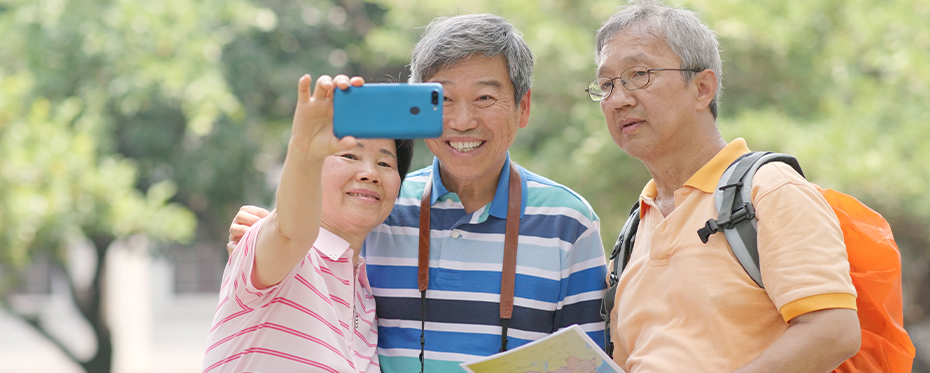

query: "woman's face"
xmin=320 ymin=139 xmax=402 ymax=239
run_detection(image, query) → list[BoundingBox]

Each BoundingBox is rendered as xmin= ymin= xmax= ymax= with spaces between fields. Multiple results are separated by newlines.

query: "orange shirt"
xmin=610 ymin=138 xmax=856 ymax=372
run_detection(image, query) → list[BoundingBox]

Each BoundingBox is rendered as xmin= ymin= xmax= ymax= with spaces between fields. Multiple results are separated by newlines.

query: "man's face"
xmin=425 ymin=54 xmax=530 ymax=188
xmin=596 ymin=26 xmax=698 ymax=161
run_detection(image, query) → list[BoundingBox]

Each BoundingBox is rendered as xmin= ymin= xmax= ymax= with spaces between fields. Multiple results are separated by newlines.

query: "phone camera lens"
xmin=431 ymin=91 xmax=439 ymax=105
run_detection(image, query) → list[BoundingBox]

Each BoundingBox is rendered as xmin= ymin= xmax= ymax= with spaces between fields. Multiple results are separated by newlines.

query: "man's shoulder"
xmin=518 ymin=165 xmax=600 ymax=222
xmin=394 ymin=166 xmax=431 ymax=202
xmin=750 ymin=161 xmax=818 ymax=199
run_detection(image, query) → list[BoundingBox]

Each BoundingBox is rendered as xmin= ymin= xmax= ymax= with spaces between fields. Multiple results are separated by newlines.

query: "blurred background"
xmin=0 ymin=0 xmax=927 ymax=371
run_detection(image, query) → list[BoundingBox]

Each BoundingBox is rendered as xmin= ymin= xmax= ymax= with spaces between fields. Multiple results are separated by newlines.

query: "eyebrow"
xmin=475 ymin=79 xmax=503 ymax=88
xmin=597 ymin=53 xmax=651 ymax=76
xmin=356 ymin=142 xmax=397 ymax=160
xmin=380 ymin=148 xmax=398 ymax=160
xmin=432 ymin=79 xmax=503 ymax=89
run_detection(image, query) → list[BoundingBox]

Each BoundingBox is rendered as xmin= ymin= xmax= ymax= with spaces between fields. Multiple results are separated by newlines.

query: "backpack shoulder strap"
xmin=696 ymin=151 xmax=804 ymax=288
xmin=601 ymin=200 xmax=640 ymax=356
xmin=615 ymin=201 xmax=641 ymax=275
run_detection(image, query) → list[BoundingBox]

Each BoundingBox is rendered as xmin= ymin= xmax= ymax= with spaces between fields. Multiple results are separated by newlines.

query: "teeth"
xmin=348 ymin=192 xmax=377 ymax=200
xmin=450 ymin=141 xmax=482 ymax=152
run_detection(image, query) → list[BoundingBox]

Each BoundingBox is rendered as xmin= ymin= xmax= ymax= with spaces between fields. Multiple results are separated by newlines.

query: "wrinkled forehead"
xmin=427 ymin=54 xmax=511 ymax=89
xmin=596 ymin=27 xmax=675 ymax=75
xmin=355 ymin=139 xmax=397 ymax=159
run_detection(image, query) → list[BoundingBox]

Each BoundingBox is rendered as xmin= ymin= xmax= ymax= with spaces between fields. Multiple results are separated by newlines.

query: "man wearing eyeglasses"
xmin=226 ymin=14 xmax=608 ymax=373
xmin=593 ymin=1 xmax=860 ymax=372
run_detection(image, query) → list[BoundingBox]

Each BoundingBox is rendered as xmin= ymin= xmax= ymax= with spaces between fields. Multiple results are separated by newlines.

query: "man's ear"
xmin=518 ymin=89 xmax=531 ymax=129
xmin=693 ymin=69 xmax=717 ymax=112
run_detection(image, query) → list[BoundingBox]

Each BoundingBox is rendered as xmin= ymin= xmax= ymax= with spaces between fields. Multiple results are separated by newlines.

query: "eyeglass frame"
xmin=585 ymin=66 xmax=704 ymax=102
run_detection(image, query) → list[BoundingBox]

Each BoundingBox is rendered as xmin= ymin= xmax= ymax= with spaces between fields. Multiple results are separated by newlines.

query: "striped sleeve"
xmin=523 ymin=172 xmax=608 ymax=348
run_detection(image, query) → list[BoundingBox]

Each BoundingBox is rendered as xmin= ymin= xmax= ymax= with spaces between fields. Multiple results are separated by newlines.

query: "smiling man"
xmin=362 ymin=14 xmax=607 ymax=372
xmin=227 ymin=13 xmax=607 ymax=373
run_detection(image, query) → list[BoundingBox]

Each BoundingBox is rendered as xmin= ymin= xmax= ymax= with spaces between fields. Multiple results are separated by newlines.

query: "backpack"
xmin=601 ymin=151 xmax=916 ymax=372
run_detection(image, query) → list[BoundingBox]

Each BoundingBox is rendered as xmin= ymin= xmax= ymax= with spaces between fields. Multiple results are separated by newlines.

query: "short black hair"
xmin=393 ymin=139 xmax=415 ymax=184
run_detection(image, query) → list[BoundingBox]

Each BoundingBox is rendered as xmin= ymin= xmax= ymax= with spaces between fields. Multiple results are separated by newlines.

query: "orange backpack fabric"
xmin=820 ymin=187 xmax=916 ymax=373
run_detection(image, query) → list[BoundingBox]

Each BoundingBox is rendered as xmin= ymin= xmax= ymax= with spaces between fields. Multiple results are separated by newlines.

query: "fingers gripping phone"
xmin=333 ymin=83 xmax=443 ymax=139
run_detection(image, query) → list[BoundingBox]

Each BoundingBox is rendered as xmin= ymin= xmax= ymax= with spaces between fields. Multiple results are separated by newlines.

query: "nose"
xmin=357 ymin=161 xmax=380 ymax=184
xmin=444 ymin=102 xmax=479 ymax=132
xmin=601 ymin=84 xmax=636 ymax=112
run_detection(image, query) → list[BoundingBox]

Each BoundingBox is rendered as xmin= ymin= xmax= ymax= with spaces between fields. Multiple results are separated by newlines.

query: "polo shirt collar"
xmin=313 ymin=227 xmax=352 ymax=261
xmin=639 ymin=138 xmax=751 ymax=214
xmin=427 ymin=152 xmax=527 ymax=220
xmin=685 ymin=138 xmax=751 ymax=193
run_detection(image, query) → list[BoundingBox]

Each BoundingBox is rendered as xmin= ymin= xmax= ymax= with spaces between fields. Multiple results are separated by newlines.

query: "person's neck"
xmin=345 ymin=236 xmax=365 ymax=266
xmin=351 ymin=246 xmax=361 ymax=266
xmin=644 ymin=133 xmax=726 ymax=217
xmin=439 ymin=164 xmax=504 ymax=214
xmin=321 ymin=223 xmax=367 ymax=266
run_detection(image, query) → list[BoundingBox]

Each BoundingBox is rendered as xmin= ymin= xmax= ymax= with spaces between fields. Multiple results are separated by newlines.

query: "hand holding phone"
xmin=333 ymin=83 xmax=443 ymax=139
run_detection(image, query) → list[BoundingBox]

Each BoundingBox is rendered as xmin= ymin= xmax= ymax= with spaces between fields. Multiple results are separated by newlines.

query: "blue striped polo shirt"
xmin=362 ymin=154 xmax=608 ymax=372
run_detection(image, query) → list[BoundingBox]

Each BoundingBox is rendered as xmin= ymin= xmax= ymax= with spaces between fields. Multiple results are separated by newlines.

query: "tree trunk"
xmin=72 ymin=232 xmax=115 ymax=373
xmin=5 ymin=232 xmax=117 ymax=372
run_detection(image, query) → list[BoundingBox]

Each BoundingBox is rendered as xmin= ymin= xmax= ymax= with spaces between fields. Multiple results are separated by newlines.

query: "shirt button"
xmin=446 ymin=198 xmax=454 ymax=205
xmin=451 ymin=230 xmax=462 ymax=239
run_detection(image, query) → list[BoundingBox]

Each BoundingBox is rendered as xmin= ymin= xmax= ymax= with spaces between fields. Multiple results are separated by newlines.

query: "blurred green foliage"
xmin=1 ymin=0 xmax=928 ymax=371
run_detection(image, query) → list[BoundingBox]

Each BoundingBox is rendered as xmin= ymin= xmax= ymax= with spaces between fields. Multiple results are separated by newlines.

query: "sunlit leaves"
xmin=0 ymin=76 xmax=195 ymax=270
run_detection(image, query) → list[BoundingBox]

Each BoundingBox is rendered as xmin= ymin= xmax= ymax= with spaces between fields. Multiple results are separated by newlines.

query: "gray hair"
xmin=409 ymin=14 xmax=534 ymax=105
xmin=595 ymin=0 xmax=723 ymax=118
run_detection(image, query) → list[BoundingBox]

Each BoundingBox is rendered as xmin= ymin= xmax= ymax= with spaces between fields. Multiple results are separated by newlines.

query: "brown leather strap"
xmin=500 ymin=163 xmax=521 ymax=319
xmin=416 ymin=163 xmax=522 ymax=315
xmin=418 ymin=175 xmax=433 ymax=292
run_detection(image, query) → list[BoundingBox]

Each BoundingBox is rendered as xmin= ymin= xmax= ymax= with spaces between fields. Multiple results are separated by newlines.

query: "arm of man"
xmin=553 ymin=208 xmax=609 ymax=347
xmin=736 ymin=163 xmax=861 ymax=372
xmin=227 ymin=205 xmax=270 ymax=255
xmin=732 ymin=308 xmax=860 ymax=373
xmin=250 ymin=74 xmax=360 ymax=289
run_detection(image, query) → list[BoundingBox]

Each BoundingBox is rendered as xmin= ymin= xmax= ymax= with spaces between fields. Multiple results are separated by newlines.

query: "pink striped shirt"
xmin=203 ymin=220 xmax=379 ymax=372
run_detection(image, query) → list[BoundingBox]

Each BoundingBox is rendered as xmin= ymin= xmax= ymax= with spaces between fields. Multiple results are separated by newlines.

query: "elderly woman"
xmin=203 ymin=74 xmax=413 ymax=373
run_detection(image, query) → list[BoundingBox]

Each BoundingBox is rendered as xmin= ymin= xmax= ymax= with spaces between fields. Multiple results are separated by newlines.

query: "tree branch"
xmin=0 ymin=298 xmax=82 ymax=364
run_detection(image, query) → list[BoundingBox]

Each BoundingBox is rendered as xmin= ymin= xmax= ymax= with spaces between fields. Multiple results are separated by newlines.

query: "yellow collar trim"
xmin=639 ymin=138 xmax=752 ymax=202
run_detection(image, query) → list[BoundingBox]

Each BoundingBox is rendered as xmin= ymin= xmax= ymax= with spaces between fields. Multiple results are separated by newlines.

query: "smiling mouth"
xmin=449 ymin=141 xmax=484 ymax=152
xmin=347 ymin=192 xmax=379 ymax=200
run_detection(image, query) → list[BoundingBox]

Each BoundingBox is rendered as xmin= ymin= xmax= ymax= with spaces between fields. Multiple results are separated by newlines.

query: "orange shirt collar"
xmin=686 ymin=138 xmax=751 ymax=193
xmin=639 ymin=138 xmax=751 ymax=216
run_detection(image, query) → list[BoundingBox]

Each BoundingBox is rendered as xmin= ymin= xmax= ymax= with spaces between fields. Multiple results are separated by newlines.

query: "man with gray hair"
xmin=592 ymin=1 xmax=860 ymax=371
xmin=228 ymin=13 xmax=607 ymax=373
xmin=363 ymin=14 xmax=607 ymax=372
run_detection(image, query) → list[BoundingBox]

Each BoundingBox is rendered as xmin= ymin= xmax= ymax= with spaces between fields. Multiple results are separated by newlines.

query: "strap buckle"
xmin=697 ymin=202 xmax=755 ymax=243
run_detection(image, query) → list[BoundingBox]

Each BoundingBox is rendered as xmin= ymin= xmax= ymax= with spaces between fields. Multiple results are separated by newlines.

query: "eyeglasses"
xmin=585 ymin=66 xmax=704 ymax=101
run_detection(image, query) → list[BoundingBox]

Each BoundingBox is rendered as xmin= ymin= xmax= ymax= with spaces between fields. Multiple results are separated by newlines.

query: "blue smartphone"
xmin=333 ymin=83 xmax=443 ymax=139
